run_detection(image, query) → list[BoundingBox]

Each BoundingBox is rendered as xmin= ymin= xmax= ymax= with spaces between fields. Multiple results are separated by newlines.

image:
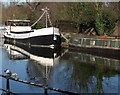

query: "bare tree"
xmin=26 ymin=0 xmax=41 ymax=12
xmin=9 ymin=0 xmax=19 ymax=6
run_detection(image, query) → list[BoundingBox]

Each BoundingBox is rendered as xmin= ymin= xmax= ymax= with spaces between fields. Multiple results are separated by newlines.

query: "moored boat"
xmin=69 ymin=35 xmax=120 ymax=60
xmin=4 ymin=7 xmax=61 ymax=48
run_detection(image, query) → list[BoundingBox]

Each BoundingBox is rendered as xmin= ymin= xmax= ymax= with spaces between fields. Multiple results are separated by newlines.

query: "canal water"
xmin=0 ymin=35 xmax=120 ymax=94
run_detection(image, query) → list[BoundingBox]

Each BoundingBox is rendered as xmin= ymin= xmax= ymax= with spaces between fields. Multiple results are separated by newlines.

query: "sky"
xmin=1 ymin=0 xmax=26 ymax=2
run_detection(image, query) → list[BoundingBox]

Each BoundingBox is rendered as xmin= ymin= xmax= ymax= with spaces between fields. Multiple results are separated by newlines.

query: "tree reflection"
xmin=68 ymin=51 xmax=119 ymax=93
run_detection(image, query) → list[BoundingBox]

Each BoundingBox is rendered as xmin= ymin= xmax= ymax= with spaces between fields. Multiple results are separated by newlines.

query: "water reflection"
xmin=63 ymin=51 xmax=120 ymax=93
xmin=3 ymin=42 xmax=65 ymax=86
xmin=4 ymin=44 xmax=27 ymax=60
xmin=3 ymin=42 xmax=120 ymax=93
xmin=4 ymin=42 xmax=62 ymax=64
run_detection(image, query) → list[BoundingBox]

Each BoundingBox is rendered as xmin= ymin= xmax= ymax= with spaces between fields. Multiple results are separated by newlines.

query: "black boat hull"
xmin=4 ymin=34 xmax=61 ymax=47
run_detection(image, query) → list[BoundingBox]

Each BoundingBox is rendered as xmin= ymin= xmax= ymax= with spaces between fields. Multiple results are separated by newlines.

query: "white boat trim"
xmin=4 ymin=27 xmax=60 ymax=39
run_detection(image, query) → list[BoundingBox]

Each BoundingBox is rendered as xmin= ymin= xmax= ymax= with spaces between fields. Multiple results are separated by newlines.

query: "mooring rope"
xmin=31 ymin=7 xmax=53 ymax=28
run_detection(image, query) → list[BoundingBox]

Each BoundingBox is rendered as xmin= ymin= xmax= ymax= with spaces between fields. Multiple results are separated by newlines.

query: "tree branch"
xmin=26 ymin=1 xmax=41 ymax=12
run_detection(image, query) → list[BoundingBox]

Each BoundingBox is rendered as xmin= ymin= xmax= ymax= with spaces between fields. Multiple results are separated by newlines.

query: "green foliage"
xmin=19 ymin=15 xmax=28 ymax=20
xmin=32 ymin=22 xmax=44 ymax=29
xmin=95 ymin=8 xmax=118 ymax=36
xmin=69 ymin=2 xmax=119 ymax=36
xmin=69 ymin=3 xmax=97 ymax=33
xmin=95 ymin=11 xmax=104 ymax=36
xmin=102 ymin=11 xmax=118 ymax=36
xmin=70 ymin=3 xmax=96 ymax=24
xmin=94 ymin=2 xmax=104 ymax=36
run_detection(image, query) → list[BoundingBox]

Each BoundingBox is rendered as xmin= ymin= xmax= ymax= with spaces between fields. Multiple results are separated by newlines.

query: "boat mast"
xmin=45 ymin=7 xmax=52 ymax=28
xmin=31 ymin=7 xmax=52 ymax=28
xmin=45 ymin=7 xmax=48 ymax=28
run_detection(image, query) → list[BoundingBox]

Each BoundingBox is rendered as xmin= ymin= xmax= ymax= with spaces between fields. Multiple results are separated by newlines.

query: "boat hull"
xmin=4 ymin=27 xmax=61 ymax=48
xmin=4 ymin=34 xmax=61 ymax=47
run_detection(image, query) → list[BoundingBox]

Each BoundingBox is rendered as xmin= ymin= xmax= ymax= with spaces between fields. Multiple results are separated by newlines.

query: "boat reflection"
xmin=68 ymin=51 xmax=120 ymax=72
xmin=4 ymin=43 xmax=28 ymax=60
xmin=4 ymin=42 xmax=68 ymax=85
xmin=4 ymin=42 xmax=62 ymax=65
xmin=26 ymin=48 xmax=62 ymax=84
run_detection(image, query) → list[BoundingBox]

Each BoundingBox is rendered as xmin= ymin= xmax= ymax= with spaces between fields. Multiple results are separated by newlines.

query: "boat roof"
xmin=7 ymin=19 xmax=30 ymax=22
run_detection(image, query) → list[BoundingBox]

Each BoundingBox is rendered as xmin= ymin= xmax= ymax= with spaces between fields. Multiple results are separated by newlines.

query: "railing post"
xmin=44 ymin=86 xmax=48 ymax=95
xmin=6 ymin=76 xmax=10 ymax=95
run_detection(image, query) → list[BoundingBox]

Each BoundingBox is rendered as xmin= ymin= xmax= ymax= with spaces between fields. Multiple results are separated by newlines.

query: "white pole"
xmin=46 ymin=10 xmax=48 ymax=28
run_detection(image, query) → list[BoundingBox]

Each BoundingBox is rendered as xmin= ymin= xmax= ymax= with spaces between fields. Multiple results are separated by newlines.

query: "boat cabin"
xmin=5 ymin=20 xmax=30 ymax=26
xmin=4 ymin=20 xmax=32 ymax=32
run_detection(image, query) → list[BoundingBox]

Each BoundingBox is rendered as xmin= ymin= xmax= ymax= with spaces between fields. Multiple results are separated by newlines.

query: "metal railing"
xmin=0 ymin=72 xmax=79 ymax=95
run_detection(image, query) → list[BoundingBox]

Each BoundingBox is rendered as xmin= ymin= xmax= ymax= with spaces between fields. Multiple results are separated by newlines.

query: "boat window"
xmin=7 ymin=21 xmax=12 ymax=26
xmin=5 ymin=21 xmax=7 ymax=25
xmin=11 ymin=30 xmax=34 ymax=34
